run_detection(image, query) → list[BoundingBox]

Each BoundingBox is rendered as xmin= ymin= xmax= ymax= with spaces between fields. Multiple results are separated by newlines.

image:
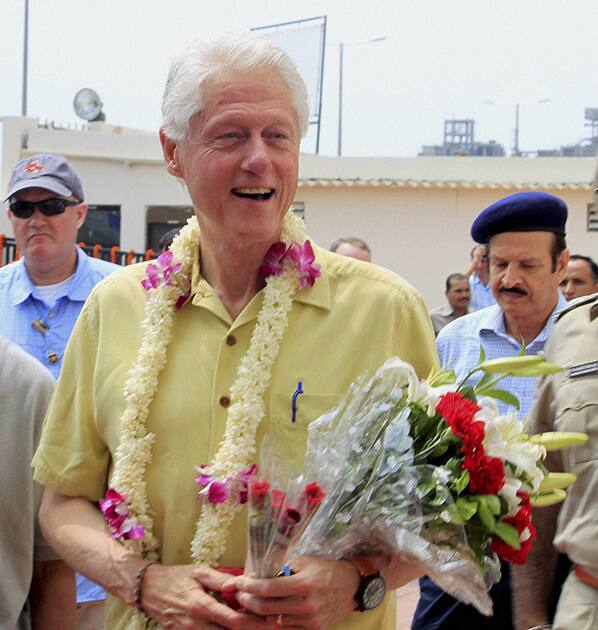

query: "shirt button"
xmin=226 ymin=335 xmax=237 ymax=346
xmin=47 ymin=350 xmax=59 ymax=364
xmin=219 ymin=396 xmax=231 ymax=408
xmin=575 ymin=399 xmax=584 ymax=410
xmin=47 ymin=311 xmax=55 ymax=318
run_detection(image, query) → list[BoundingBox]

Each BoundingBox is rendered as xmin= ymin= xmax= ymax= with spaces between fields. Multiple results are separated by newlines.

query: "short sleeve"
xmin=393 ymin=291 xmax=439 ymax=379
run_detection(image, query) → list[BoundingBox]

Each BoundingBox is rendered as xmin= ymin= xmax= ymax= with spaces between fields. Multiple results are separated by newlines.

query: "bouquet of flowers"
xmin=244 ymin=353 xmax=586 ymax=615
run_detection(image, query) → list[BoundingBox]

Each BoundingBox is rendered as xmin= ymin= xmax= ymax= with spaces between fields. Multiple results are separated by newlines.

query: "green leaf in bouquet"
xmin=479 ymin=495 xmax=501 ymax=516
xmin=459 ymin=385 xmax=477 ymax=403
xmin=473 ymin=370 xmax=495 ymax=391
xmin=476 ymin=387 xmax=520 ymax=409
xmin=416 ymin=480 xmax=437 ymax=499
xmin=493 ymin=521 xmax=521 ymax=550
xmin=427 ymin=366 xmax=458 ymax=388
xmin=451 ymin=470 xmax=470 ymax=495
xmin=455 ymin=497 xmax=478 ymax=522
xmin=479 ymin=345 xmax=486 ymax=364
xmin=475 ymin=498 xmax=496 ymax=532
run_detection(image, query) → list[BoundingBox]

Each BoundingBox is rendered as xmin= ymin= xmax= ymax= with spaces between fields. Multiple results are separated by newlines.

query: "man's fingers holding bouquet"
xmin=234 ymin=557 xmax=359 ymax=627
xmin=142 ymin=564 xmax=271 ymax=629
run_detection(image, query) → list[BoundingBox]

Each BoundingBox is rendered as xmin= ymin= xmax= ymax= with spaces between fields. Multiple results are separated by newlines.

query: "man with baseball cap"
xmin=0 ymin=153 xmax=118 ymax=626
xmin=413 ymin=191 xmax=569 ymax=629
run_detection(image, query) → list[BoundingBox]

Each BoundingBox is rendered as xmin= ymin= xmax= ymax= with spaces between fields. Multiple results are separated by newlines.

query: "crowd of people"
xmin=0 ymin=29 xmax=595 ymax=630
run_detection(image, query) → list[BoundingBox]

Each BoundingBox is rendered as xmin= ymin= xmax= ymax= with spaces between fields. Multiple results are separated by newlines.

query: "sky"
xmin=1 ymin=0 xmax=597 ymax=158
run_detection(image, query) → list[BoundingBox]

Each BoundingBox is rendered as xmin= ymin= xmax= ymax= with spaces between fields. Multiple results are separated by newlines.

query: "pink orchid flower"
xmin=197 ymin=479 xmax=229 ymax=504
xmin=99 ymin=488 xmax=145 ymax=540
xmin=287 ymin=240 xmax=321 ymax=289
xmin=140 ymin=250 xmax=183 ymax=291
xmin=259 ymin=242 xmax=288 ymax=278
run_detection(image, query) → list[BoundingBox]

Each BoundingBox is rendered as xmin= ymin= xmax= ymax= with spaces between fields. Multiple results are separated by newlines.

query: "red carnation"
xmin=280 ymin=507 xmax=302 ymax=527
xmin=271 ymin=489 xmax=286 ymax=509
xmin=464 ymin=452 xmax=505 ymax=495
xmin=460 ymin=420 xmax=486 ymax=455
xmin=491 ymin=493 xmax=536 ymax=564
xmin=304 ymin=482 xmax=326 ymax=509
xmin=250 ymin=480 xmax=270 ymax=502
xmin=436 ymin=392 xmax=481 ymax=431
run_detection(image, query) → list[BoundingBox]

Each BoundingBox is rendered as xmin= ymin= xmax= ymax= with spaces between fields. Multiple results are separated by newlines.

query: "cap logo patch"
xmin=24 ymin=161 xmax=44 ymax=173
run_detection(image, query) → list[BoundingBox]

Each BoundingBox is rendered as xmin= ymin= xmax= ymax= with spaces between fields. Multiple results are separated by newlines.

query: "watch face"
xmin=362 ymin=576 xmax=386 ymax=610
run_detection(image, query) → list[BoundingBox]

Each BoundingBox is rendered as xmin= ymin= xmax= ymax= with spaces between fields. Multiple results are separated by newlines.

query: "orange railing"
xmin=0 ymin=234 xmax=155 ymax=268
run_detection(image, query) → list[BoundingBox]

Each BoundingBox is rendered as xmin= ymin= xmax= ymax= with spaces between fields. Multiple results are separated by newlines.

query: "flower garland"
xmin=107 ymin=210 xmax=314 ymax=623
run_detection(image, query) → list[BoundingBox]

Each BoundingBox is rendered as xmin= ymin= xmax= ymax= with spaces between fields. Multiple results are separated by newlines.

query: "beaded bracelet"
xmin=134 ymin=560 xmax=158 ymax=615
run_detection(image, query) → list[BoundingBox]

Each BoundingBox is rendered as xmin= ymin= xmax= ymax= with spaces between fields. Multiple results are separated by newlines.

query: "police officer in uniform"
xmin=512 ymin=292 xmax=598 ymax=630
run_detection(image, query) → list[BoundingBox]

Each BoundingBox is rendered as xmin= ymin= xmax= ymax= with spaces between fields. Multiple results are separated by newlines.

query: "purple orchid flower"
xmin=194 ymin=464 xmax=258 ymax=505
xmin=287 ymin=240 xmax=321 ymax=289
xmin=140 ymin=250 xmax=183 ymax=291
xmin=259 ymin=242 xmax=289 ymax=278
xmin=232 ymin=464 xmax=259 ymax=504
xmin=99 ymin=488 xmax=145 ymax=540
xmin=197 ymin=479 xmax=229 ymax=504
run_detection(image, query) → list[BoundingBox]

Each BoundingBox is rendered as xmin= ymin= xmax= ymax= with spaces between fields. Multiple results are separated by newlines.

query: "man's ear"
xmin=556 ymin=248 xmax=570 ymax=280
xmin=75 ymin=203 xmax=88 ymax=229
xmin=160 ymin=128 xmax=183 ymax=178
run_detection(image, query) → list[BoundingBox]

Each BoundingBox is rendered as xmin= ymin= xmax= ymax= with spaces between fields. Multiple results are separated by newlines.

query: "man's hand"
xmin=141 ymin=564 xmax=273 ymax=629
xmin=231 ymin=556 xmax=360 ymax=629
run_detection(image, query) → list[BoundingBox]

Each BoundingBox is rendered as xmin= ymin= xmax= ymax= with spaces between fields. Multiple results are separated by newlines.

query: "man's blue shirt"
xmin=468 ymin=273 xmax=496 ymax=311
xmin=0 ymin=247 xmax=118 ymax=379
xmin=436 ymin=295 xmax=567 ymax=418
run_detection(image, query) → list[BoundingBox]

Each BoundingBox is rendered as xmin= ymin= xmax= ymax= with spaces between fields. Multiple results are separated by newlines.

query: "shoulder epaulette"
xmin=555 ymin=292 xmax=598 ymax=322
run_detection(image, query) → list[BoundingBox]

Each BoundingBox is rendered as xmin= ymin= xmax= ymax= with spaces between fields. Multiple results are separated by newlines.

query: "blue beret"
xmin=471 ymin=192 xmax=567 ymax=243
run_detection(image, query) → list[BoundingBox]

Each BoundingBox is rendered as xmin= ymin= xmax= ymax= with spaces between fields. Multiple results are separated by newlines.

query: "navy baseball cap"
xmin=3 ymin=153 xmax=84 ymax=202
xmin=471 ymin=191 xmax=567 ymax=243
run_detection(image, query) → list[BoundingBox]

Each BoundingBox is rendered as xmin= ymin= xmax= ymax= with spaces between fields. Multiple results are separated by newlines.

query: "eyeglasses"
xmin=9 ymin=198 xmax=79 ymax=219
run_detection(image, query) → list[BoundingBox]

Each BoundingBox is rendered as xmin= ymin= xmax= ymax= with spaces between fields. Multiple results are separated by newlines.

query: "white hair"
xmin=161 ymin=30 xmax=310 ymax=141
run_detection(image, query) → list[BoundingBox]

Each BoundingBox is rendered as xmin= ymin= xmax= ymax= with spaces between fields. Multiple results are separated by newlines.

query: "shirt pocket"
xmin=554 ymin=378 xmax=598 ymax=464
xmin=268 ymin=392 xmax=342 ymax=472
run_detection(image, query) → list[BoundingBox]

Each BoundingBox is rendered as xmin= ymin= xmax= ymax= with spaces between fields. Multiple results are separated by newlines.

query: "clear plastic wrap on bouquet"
xmin=245 ymin=437 xmax=326 ymax=578
xmin=288 ymin=358 xmax=496 ymax=616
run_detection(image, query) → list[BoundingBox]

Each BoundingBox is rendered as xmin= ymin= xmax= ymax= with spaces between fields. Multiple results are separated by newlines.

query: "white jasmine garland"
xmin=109 ymin=210 xmax=309 ymax=627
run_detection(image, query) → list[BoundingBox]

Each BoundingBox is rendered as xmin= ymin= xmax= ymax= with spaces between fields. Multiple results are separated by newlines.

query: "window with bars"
xmin=587 ymin=203 xmax=598 ymax=231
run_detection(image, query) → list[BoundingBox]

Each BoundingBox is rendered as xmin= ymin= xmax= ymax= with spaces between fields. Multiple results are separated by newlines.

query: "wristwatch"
xmin=349 ymin=556 xmax=386 ymax=612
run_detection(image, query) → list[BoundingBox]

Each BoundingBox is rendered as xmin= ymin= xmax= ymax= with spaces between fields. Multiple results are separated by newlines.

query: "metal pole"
xmin=21 ymin=0 xmax=29 ymax=116
xmin=337 ymin=42 xmax=344 ymax=157
xmin=314 ymin=15 xmax=327 ymax=155
xmin=514 ymin=103 xmax=520 ymax=156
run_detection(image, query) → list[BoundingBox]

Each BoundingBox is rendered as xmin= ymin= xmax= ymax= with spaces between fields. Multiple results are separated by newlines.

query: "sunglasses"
xmin=9 ymin=198 xmax=79 ymax=219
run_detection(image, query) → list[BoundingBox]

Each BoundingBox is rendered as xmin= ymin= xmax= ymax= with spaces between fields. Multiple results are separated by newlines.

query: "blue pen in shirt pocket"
xmin=291 ymin=380 xmax=303 ymax=422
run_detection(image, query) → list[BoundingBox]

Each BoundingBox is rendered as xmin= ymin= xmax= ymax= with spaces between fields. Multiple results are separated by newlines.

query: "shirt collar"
xmin=189 ymin=241 xmax=332 ymax=326
xmin=12 ymin=247 xmax=94 ymax=305
xmin=438 ymin=301 xmax=458 ymax=317
xmin=479 ymin=293 xmax=568 ymax=344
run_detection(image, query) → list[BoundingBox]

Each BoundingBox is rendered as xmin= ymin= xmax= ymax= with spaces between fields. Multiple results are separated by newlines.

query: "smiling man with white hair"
xmin=33 ymin=31 xmax=437 ymax=629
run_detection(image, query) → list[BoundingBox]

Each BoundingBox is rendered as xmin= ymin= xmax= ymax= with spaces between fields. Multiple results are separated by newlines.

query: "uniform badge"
xmin=567 ymin=361 xmax=598 ymax=378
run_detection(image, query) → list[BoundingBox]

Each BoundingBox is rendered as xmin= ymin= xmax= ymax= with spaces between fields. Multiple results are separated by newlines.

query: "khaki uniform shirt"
xmin=33 ymin=245 xmax=437 ymax=630
xmin=428 ymin=303 xmax=467 ymax=337
xmin=526 ymin=293 xmax=598 ymax=575
xmin=0 ymin=337 xmax=56 ymax=629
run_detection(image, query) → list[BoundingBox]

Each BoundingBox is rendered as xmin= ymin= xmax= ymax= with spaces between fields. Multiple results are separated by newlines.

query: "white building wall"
xmin=297 ymin=186 xmax=594 ymax=307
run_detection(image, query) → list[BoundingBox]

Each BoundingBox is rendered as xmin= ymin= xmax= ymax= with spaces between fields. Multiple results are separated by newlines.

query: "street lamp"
xmin=484 ymin=99 xmax=550 ymax=156
xmin=335 ymin=36 xmax=386 ymax=156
